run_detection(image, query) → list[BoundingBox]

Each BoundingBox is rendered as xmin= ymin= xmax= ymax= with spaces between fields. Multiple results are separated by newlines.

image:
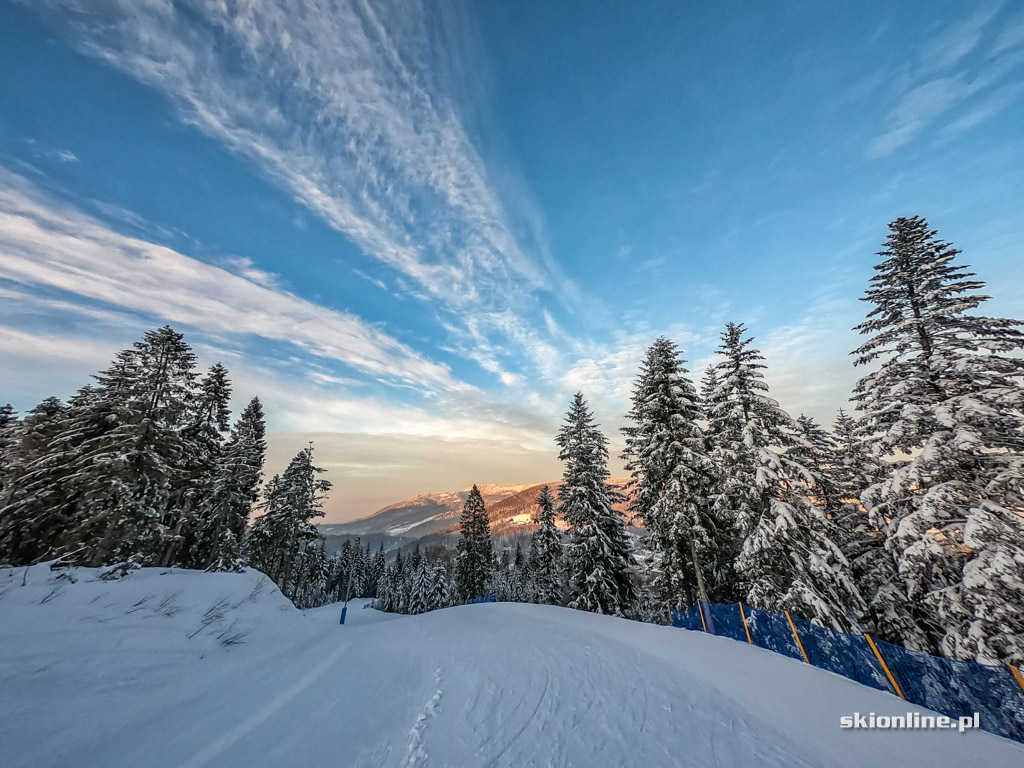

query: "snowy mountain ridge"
xmin=319 ymin=483 xmax=535 ymax=538
xmin=319 ymin=480 xmax=635 ymax=541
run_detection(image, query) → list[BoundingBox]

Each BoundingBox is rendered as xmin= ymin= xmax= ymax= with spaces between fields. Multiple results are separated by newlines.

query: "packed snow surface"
xmin=2 ymin=565 xmax=1022 ymax=768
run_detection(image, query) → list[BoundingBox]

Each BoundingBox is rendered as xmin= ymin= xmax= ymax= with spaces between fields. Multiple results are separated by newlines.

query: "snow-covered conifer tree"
xmin=351 ymin=537 xmax=367 ymax=597
xmin=164 ymin=362 xmax=233 ymax=568
xmin=789 ymin=415 xmax=844 ymax=511
xmin=375 ymin=543 xmax=386 ymax=575
xmin=557 ymin=393 xmax=635 ymax=615
xmin=823 ymin=408 xmax=891 ymax=633
xmin=0 ymin=404 xmax=17 ymax=496
xmin=373 ymin=564 xmax=397 ymax=612
xmin=409 ymin=559 xmax=431 ymax=614
xmin=710 ymin=324 xmax=864 ymax=630
xmin=852 ymin=216 xmax=1024 ymax=663
xmin=244 ymin=445 xmax=331 ymax=603
xmin=429 ymin=562 xmax=452 ymax=610
xmin=62 ymin=327 xmax=198 ymax=566
xmin=195 ymin=397 xmax=267 ymax=570
xmin=0 ymin=403 xmax=15 ymax=429
xmin=529 ymin=485 xmax=563 ymax=605
xmin=0 ymin=398 xmax=70 ymax=564
xmin=454 ymin=485 xmax=493 ymax=601
xmin=330 ymin=539 xmax=350 ymax=601
xmin=622 ymin=337 xmax=726 ymax=608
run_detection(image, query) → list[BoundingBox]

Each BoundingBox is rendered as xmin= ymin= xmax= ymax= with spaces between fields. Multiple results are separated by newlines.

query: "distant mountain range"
xmin=318 ymin=480 xmax=635 ymax=544
xmin=318 ymin=483 xmax=535 ymax=540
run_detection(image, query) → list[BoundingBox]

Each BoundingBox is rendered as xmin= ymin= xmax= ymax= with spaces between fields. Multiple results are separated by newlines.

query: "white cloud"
xmin=918 ymin=1 xmax=1003 ymax=74
xmin=941 ymin=82 xmax=1024 ymax=137
xmin=867 ymin=4 xmax=1022 ymax=157
xmin=0 ymin=321 xmax=549 ymax=447
xmin=868 ymin=77 xmax=978 ymax=157
xmin=219 ymin=256 xmax=281 ymax=290
xmin=26 ymin=0 xmax=568 ymax=324
xmin=0 ymin=326 xmax=121 ymax=402
xmin=994 ymin=14 xmax=1024 ymax=53
xmin=0 ymin=167 xmax=460 ymax=391
xmin=0 ymin=325 xmax=118 ymax=367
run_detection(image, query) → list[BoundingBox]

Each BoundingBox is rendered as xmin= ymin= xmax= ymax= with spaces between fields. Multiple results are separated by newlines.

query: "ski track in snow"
xmin=174 ymin=637 xmax=350 ymax=768
xmin=483 ymin=664 xmax=550 ymax=768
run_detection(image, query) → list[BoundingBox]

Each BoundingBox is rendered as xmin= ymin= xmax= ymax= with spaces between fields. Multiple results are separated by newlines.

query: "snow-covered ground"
xmin=2 ymin=565 xmax=1021 ymax=768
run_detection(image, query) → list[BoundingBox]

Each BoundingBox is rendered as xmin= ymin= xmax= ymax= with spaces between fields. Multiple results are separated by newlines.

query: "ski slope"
xmin=2 ymin=565 xmax=1022 ymax=768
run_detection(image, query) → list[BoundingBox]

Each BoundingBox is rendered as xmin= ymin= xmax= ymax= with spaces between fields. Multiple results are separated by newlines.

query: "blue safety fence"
xmin=464 ymin=594 xmax=497 ymax=605
xmin=874 ymin=638 xmax=1024 ymax=742
xmin=746 ymin=605 xmax=805 ymax=661
xmin=705 ymin=602 xmax=747 ymax=643
xmin=789 ymin=613 xmax=890 ymax=692
xmin=671 ymin=600 xmax=1024 ymax=743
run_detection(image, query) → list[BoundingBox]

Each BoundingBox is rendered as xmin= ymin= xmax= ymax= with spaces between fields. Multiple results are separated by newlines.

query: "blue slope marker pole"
xmin=339 ymin=556 xmax=355 ymax=625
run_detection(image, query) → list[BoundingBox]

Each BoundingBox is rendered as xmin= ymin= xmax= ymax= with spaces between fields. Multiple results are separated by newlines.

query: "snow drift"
xmin=2 ymin=564 xmax=1022 ymax=768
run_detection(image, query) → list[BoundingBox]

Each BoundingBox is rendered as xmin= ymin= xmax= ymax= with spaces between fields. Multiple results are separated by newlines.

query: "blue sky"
xmin=1 ymin=0 xmax=1023 ymax=520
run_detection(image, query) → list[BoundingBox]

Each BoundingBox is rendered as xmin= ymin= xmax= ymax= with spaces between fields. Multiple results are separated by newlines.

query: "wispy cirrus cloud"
xmin=917 ymin=1 xmax=1003 ymax=75
xmin=994 ymin=13 xmax=1024 ymax=53
xmin=867 ymin=2 xmax=1024 ymax=157
xmin=0 ymin=167 xmax=460 ymax=392
xmin=22 ymin=0 xmax=569 ymax=334
xmin=941 ymin=81 xmax=1024 ymax=138
xmin=868 ymin=76 xmax=986 ymax=158
xmin=50 ymin=149 xmax=79 ymax=163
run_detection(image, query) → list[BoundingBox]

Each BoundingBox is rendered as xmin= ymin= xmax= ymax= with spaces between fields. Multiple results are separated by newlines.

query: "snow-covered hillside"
xmin=2 ymin=565 xmax=1021 ymax=768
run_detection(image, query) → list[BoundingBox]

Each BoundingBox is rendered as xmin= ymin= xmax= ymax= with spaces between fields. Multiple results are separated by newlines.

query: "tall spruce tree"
xmin=0 ymin=398 xmax=70 ymax=564
xmin=852 ymin=216 xmax=1024 ymax=663
xmin=622 ymin=337 xmax=724 ymax=609
xmin=709 ymin=323 xmax=864 ymax=630
xmin=374 ymin=563 xmax=398 ymax=613
xmin=64 ymin=327 xmax=197 ymax=566
xmin=827 ymin=408 xmax=890 ymax=634
xmin=557 ymin=393 xmax=635 ymax=616
xmin=454 ymin=484 xmax=493 ymax=601
xmin=529 ymin=485 xmax=563 ymax=605
xmin=0 ymin=404 xmax=17 ymax=496
xmin=245 ymin=445 xmax=331 ymax=602
xmin=790 ymin=415 xmax=844 ymax=512
xmin=371 ymin=545 xmax=386 ymax=598
xmin=409 ymin=559 xmax=431 ymax=614
xmin=165 ymin=363 xmax=233 ymax=568
xmin=831 ymin=408 xmax=884 ymax=503
xmin=195 ymin=397 xmax=267 ymax=570
xmin=429 ymin=562 xmax=452 ymax=610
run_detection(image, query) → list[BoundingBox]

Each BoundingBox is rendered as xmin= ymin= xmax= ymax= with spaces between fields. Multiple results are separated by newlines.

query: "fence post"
xmin=1009 ymin=665 xmax=1024 ymax=695
xmin=784 ymin=611 xmax=810 ymax=664
xmin=738 ymin=602 xmax=753 ymax=644
xmin=864 ymin=633 xmax=905 ymax=700
xmin=697 ymin=600 xmax=708 ymax=633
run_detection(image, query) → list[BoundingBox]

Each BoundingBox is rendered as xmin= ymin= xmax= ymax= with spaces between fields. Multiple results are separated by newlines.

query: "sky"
xmin=1 ymin=0 xmax=1022 ymax=522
